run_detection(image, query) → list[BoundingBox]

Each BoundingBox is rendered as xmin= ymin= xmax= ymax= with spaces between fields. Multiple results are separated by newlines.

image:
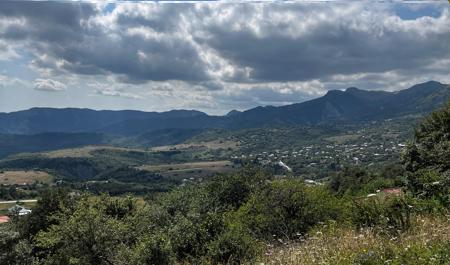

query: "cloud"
xmin=34 ymin=79 xmax=67 ymax=92
xmin=94 ymin=87 xmax=144 ymax=100
xmin=0 ymin=1 xmax=97 ymax=43
xmin=0 ymin=2 xmax=449 ymax=113
xmin=195 ymin=4 xmax=450 ymax=82
xmin=3 ymin=2 xmax=450 ymax=85
xmin=1 ymin=3 xmax=210 ymax=83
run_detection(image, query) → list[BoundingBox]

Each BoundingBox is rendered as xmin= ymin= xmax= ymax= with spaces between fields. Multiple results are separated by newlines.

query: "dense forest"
xmin=1 ymin=101 xmax=449 ymax=264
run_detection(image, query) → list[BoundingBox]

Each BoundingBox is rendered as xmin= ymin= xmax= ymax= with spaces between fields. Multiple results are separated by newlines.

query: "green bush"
xmin=403 ymin=101 xmax=450 ymax=207
xmin=407 ymin=169 xmax=450 ymax=203
xmin=352 ymin=195 xmax=411 ymax=233
xmin=237 ymin=179 xmax=343 ymax=240
xmin=403 ymin=101 xmax=450 ymax=174
xmin=330 ymin=165 xmax=405 ymax=197
xmin=34 ymin=196 xmax=137 ymax=264
xmin=128 ymin=234 xmax=174 ymax=265
xmin=206 ymin=226 xmax=260 ymax=265
xmin=408 ymin=197 xmax=448 ymax=215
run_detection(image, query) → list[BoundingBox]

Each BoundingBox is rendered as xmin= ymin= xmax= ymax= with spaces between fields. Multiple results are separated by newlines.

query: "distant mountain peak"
xmin=420 ymin=80 xmax=441 ymax=85
xmin=407 ymin=80 xmax=443 ymax=91
xmin=226 ymin=110 xmax=241 ymax=117
xmin=325 ymin=89 xmax=344 ymax=96
xmin=345 ymin=87 xmax=361 ymax=93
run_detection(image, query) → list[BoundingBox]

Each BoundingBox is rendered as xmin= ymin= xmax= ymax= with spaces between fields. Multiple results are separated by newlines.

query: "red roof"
xmin=383 ymin=188 xmax=402 ymax=195
xmin=0 ymin=216 xmax=10 ymax=223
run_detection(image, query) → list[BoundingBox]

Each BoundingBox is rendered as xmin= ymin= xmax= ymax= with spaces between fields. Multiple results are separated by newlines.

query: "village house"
xmin=8 ymin=205 xmax=32 ymax=216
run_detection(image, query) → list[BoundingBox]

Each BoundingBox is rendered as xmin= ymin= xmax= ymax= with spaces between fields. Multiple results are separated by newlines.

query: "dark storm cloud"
xmin=0 ymin=1 xmax=97 ymax=43
xmin=0 ymin=2 xmax=209 ymax=82
xmin=198 ymin=5 xmax=450 ymax=82
xmin=48 ymin=32 xmax=209 ymax=82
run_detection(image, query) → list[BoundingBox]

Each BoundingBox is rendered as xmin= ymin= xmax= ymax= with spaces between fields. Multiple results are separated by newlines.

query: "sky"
xmin=0 ymin=0 xmax=449 ymax=115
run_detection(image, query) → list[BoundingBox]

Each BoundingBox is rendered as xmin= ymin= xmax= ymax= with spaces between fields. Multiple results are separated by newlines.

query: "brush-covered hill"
xmin=227 ymin=81 xmax=450 ymax=127
xmin=0 ymin=108 xmax=207 ymax=135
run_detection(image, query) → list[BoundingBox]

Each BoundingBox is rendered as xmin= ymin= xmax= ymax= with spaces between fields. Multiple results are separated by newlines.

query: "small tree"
xmin=403 ymin=101 xmax=450 ymax=174
xmin=236 ymin=180 xmax=343 ymax=240
xmin=403 ymin=101 xmax=450 ymax=201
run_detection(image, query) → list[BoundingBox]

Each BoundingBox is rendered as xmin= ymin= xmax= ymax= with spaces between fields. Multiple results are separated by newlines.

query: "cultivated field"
xmin=0 ymin=170 xmax=52 ymax=185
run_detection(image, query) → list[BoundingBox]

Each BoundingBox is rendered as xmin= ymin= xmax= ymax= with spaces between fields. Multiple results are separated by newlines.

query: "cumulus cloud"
xmin=0 ymin=2 xmax=449 ymax=113
xmin=34 ymin=79 xmax=67 ymax=92
xmin=0 ymin=3 xmax=210 ymax=83
xmin=194 ymin=4 xmax=450 ymax=82
xmin=94 ymin=87 xmax=144 ymax=100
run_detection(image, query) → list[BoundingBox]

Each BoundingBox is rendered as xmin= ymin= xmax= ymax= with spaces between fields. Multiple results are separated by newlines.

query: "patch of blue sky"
xmin=0 ymin=54 xmax=37 ymax=81
xmin=393 ymin=3 xmax=444 ymax=20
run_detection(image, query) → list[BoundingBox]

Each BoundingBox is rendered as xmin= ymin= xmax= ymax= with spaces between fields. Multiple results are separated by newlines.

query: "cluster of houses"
xmin=232 ymin=140 xmax=407 ymax=172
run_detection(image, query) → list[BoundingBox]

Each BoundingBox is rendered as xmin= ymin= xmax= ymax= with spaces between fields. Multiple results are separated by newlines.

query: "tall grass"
xmin=261 ymin=215 xmax=450 ymax=265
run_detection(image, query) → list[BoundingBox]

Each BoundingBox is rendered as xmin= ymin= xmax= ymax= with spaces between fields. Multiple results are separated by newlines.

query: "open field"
xmin=0 ymin=170 xmax=52 ymax=185
xmin=138 ymin=160 xmax=237 ymax=178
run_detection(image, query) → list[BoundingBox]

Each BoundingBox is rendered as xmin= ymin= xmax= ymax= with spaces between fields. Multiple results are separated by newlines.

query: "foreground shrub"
xmin=34 ymin=195 xmax=139 ymax=264
xmin=407 ymin=169 xmax=450 ymax=207
xmin=206 ymin=226 xmax=261 ymax=264
xmin=127 ymin=234 xmax=174 ymax=265
xmin=0 ymin=224 xmax=35 ymax=265
xmin=403 ymin=101 xmax=450 ymax=175
xmin=237 ymin=179 xmax=344 ymax=240
xmin=403 ymin=101 xmax=450 ymax=210
xmin=352 ymin=195 xmax=411 ymax=233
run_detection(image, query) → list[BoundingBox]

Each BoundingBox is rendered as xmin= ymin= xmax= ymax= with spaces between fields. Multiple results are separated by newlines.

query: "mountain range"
xmin=0 ymin=80 xmax=448 ymax=158
xmin=1 ymin=81 xmax=448 ymax=136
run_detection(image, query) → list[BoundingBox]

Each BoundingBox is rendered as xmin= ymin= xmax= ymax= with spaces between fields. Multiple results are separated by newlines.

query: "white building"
xmin=8 ymin=205 xmax=32 ymax=216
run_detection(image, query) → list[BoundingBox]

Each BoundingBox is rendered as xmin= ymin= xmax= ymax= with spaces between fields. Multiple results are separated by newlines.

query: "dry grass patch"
xmin=0 ymin=170 xmax=52 ymax=185
xmin=262 ymin=216 xmax=450 ymax=265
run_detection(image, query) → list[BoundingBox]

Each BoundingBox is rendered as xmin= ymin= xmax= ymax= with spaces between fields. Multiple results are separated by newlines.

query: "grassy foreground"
xmin=261 ymin=215 xmax=450 ymax=265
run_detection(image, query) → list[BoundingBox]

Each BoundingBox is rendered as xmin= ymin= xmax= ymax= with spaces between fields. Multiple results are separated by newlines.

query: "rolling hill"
xmin=0 ymin=133 xmax=106 ymax=159
xmin=0 ymin=108 xmax=206 ymax=135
